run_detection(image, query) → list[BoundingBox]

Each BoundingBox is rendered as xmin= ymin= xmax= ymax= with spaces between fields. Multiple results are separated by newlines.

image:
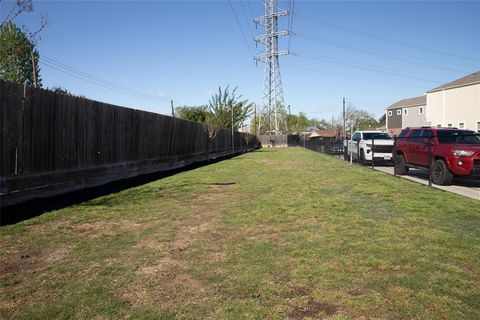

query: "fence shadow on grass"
xmin=0 ymin=153 xmax=243 ymax=226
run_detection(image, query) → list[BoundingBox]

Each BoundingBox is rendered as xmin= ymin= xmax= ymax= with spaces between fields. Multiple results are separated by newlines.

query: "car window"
xmin=421 ymin=130 xmax=432 ymax=138
xmin=437 ymin=130 xmax=480 ymax=144
xmin=352 ymin=132 xmax=360 ymax=140
xmin=398 ymin=130 xmax=409 ymax=139
xmin=363 ymin=132 xmax=391 ymax=140
xmin=408 ymin=129 xmax=422 ymax=142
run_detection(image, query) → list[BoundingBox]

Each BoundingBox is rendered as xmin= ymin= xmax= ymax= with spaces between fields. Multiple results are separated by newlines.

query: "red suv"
xmin=393 ymin=127 xmax=480 ymax=185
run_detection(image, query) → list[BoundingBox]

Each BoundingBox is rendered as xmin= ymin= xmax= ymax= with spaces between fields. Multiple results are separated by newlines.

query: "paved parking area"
xmin=372 ymin=164 xmax=480 ymax=200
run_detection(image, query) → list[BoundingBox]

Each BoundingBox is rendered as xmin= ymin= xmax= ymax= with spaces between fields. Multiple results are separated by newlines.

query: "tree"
xmin=175 ymin=106 xmax=208 ymax=122
xmin=206 ymin=86 xmax=253 ymax=131
xmin=250 ymin=114 xmax=260 ymax=135
xmin=378 ymin=113 xmax=386 ymax=127
xmin=309 ymin=118 xmax=331 ymax=130
xmin=343 ymin=105 xmax=378 ymax=131
xmin=295 ymin=112 xmax=311 ymax=132
xmin=0 ymin=22 xmax=41 ymax=86
xmin=51 ymin=86 xmax=71 ymax=95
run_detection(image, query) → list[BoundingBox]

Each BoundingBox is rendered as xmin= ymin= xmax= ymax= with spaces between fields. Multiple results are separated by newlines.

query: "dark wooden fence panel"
xmin=0 ymin=80 xmax=259 ymax=206
xmin=259 ymin=134 xmax=300 ymax=148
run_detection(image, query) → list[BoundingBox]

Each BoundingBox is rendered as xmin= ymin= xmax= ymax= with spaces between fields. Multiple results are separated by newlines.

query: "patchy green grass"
xmin=1 ymin=148 xmax=479 ymax=319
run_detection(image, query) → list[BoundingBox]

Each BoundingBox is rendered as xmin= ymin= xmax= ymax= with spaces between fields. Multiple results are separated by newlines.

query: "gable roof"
xmin=310 ymin=128 xmax=338 ymax=138
xmin=387 ymin=95 xmax=426 ymax=110
xmin=427 ymin=71 xmax=480 ymax=93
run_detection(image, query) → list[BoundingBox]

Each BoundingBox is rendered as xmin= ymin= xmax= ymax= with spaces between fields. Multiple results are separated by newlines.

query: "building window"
xmin=403 ymin=109 xmax=408 ymax=116
xmin=397 ymin=110 xmax=401 ymax=116
xmin=447 ymin=123 xmax=452 ymax=128
xmin=388 ymin=111 xmax=392 ymax=116
xmin=477 ymin=121 xmax=480 ymax=133
xmin=458 ymin=122 xmax=465 ymax=129
xmin=437 ymin=124 xmax=441 ymax=128
xmin=419 ymin=107 xmax=424 ymax=114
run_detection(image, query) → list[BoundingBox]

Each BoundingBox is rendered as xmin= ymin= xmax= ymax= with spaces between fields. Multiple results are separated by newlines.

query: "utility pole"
xmin=254 ymin=0 xmax=290 ymax=134
xmin=254 ymin=103 xmax=257 ymax=136
xmin=342 ymin=97 xmax=346 ymax=139
xmin=171 ymin=99 xmax=175 ymax=118
xmin=31 ymin=52 xmax=37 ymax=88
xmin=287 ymin=104 xmax=291 ymax=134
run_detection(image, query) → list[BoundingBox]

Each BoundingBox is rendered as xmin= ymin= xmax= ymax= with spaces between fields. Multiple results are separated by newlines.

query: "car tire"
xmin=394 ymin=154 xmax=409 ymax=175
xmin=431 ymin=159 xmax=453 ymax=185
xmin=360 ymin=149 xmax=367 ymax=166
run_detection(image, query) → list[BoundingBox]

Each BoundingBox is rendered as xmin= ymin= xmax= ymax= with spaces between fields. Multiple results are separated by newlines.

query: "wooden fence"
xmin=259 ymin=134 xmax=300 ymax=148
xmin=0 ymin=80 xmax=259 ymax=207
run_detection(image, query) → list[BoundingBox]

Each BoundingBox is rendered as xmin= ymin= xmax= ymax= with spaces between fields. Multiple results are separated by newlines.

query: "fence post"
xmin=393 ymin=135 xmax=397 ymax=177
xmin=345 ymin=136 xmax=349 ymax=161
xmin=349 ymin=126 xmax=353 ymax=165
xmin=428 ymin=136 xmax=432 ymax=187
xmin=371 ymin=136 xmax=375 ymax=170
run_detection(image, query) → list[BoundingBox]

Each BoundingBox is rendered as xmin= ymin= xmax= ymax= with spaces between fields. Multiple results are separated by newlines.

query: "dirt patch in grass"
xmin=123 ymin=264 xmax=207 ymax=311
xmin=0 ymin=245 xmax=72 ymax=281
xmin=68 ymin=219 xmax=144 ymax=239
xmin=172 ymin=216 xmax=216 ymax=252
xmin=289 ymin=299 xmax=338 ymax=319
xmin=0 ymin=244 xmax=72 ymax=317
xmin=244 ymin=226 xmax=291 ymax=247
xmin=26 ymin=217 xmax=145 ymax=242
xmin=284 ymin=285 xmax=309 ymax=298
xmin=0 ymin=300 xmax=16 ymax=319
xmin=462 ymin=263 xmax=477 ymax=277
xmin=194 ymin=183 xmax=241 ymax=203
xmin=348 ymin=288 xmax=365 ymax=297
xmin=137 ymin=256 xmax=182 ymax=275
xmin=134 ymin=239 xmax=168 ymax=252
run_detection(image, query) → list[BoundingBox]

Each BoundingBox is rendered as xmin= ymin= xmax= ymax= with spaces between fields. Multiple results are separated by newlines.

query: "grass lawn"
xmin=1 ymin=148 xmax=479 ymax=319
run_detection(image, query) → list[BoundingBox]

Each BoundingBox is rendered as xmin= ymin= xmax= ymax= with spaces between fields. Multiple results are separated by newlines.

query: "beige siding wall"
xmin=426 ymin=83 xmax=480 ymax=130
xmin=402 ymin=105 xmax=427 ymax=127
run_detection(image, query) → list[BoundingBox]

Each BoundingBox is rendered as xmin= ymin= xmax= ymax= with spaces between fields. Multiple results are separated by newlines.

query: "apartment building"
xmin=386 ymin=71 xmax=480 ymax=134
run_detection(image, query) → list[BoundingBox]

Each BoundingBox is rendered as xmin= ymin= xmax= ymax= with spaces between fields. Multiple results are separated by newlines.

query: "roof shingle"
xmin=427 ymin=71 xmax=480 ymax=93
xmin=387 ymin=95 xmax=426 ymax=110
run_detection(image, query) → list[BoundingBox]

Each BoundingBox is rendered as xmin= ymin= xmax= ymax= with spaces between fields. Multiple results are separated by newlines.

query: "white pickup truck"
xmin=344 ymin=131 xmax=394 ymax=165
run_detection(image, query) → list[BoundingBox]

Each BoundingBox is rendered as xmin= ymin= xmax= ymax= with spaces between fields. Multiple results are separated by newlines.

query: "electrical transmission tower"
xmin=254 ymin=0 xmax=290 ymax=134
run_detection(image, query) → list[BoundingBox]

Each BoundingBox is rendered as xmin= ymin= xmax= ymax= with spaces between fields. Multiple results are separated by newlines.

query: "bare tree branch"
xmin=1 ymin=0 xmax=33 ymax=27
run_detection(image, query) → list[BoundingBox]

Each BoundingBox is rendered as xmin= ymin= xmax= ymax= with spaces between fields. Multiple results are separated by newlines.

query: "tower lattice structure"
xmin=254 ymin=0 xmax=290 ymax=134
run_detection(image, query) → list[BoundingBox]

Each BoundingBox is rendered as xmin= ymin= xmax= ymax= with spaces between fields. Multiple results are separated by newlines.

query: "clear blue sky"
xmin=2 ymin=0 xmax=479 ymax=121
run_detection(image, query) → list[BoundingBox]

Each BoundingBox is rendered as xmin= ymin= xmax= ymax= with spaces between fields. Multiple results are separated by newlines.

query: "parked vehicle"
xmin=344 ymin=131 xmax=394 ymax=165
xmin=393 ymin=127 xmax=480 ymax=185
xmin=328 ymin=139 xmax=344 ymax=155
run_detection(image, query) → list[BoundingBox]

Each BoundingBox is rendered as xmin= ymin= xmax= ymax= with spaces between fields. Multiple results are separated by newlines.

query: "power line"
xmin=295 ymin=50 xmax=445 ymax=83
xmin=239 ymin=0 xmax=256 ymax=40
xmin=296 ymin=34 xmax=472 ymax=74
xmin=1 ymin=1 xmax=19 ymax=27
xmin=228 ymin=0 xmax=254 ymax=56
xmin=41 ymin=55 xmax=157 ymax=99
xmin=287 ymin=0 xmax=295 ymax=52
xmin=296 ymin=14 xmax=480 ymax=63
xmin=40 ymin=60 xmax=158 ymax=101
xmin=39 ymin=56 xmax=182 ymax=109
xmin=281 ymin=63 xmax=431 ymax=89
